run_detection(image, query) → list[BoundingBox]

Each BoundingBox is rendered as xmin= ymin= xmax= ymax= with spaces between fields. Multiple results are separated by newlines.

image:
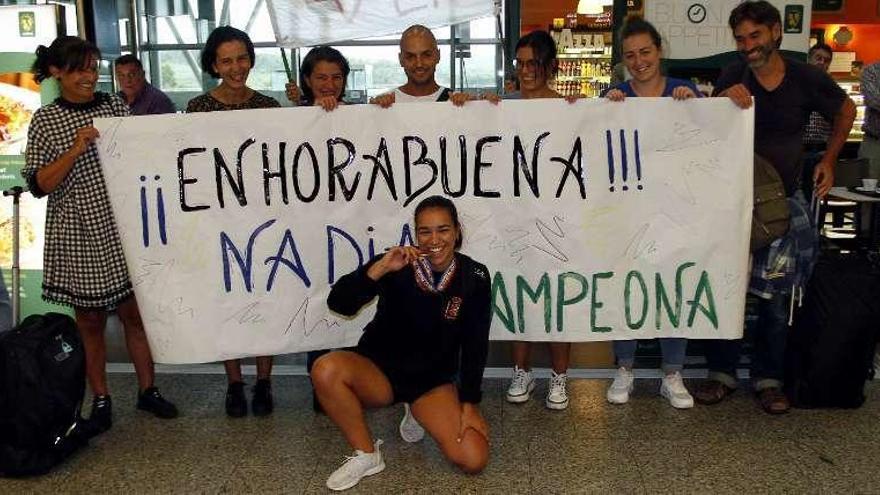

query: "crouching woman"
xmin=313 ymin=195 xmax=492 ymax=491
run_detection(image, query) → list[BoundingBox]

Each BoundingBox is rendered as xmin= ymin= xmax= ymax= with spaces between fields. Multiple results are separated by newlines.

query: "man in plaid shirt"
xmin=801 ymin=43 xmax=834 ymax=197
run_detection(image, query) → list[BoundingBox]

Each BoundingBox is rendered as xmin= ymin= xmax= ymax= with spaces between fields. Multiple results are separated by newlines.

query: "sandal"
xmin=757 ymin=387 xmax=790 ymax=415
xmin=693 ymin=380 xmax=735 ymax=405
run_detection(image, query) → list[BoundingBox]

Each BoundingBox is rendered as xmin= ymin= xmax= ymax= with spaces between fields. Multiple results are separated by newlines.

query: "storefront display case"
xmin=549 ymin=11 xmax=614 ymax=98
xmin=837 ymin=79 xmax=866 ymax=142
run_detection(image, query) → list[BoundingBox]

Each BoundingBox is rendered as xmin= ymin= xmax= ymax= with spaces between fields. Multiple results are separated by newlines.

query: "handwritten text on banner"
xmin=96 ymin=99 xmax=754 ymax=364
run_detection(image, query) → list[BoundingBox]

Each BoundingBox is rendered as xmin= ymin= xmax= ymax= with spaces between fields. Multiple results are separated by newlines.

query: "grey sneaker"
xmin=660 ymin=372 xmax=694 ymax=409
xmin=506 ymin=366 xmax=535 ymax=403
xmin=326 ymin=439 xmax=385 ymax=491
xmin=606 ymin=367 xmax=634 ymax=404
xmin=399 ymin=403 xmax=425 ymax=443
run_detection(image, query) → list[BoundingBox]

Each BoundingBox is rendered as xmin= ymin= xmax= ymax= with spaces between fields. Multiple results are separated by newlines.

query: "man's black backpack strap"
xmin=436 ymin=88 xmax=451 ymax=102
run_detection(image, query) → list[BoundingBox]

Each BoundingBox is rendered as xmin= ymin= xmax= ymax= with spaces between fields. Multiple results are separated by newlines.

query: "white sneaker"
xmin=606 ymin=367 xmax=634 ymax=404
xmin=660 ymin=372 xmax=694 ymax=409
xmin=399 ymin=403 xmax=425 ymax=443
xmin=546 ymin=371 xmax=569 ymax=410
xmin=506 ymin=366 xmax=535 ymax=403
xmin=326 ymin=439 xmax=386 ymax=491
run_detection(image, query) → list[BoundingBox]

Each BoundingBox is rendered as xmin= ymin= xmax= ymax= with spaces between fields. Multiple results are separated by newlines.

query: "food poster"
xmin=0 ymin=52 xmax=69 ymax=318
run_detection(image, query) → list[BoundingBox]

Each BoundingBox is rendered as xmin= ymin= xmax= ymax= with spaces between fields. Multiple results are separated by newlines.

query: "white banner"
xmin=96 ymin=99 xmax=753 ymax=364
xmin=645 ymin=0 xmax=811 ymax=60
xmin=266 ymin=0 xmax=496 ymax=48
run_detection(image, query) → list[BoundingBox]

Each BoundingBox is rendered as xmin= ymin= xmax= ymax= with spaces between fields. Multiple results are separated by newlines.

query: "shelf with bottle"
xmin=552 ymin=79 xmax=612 ymax=98
xmin=558 ymin=48 xmax=613 ymax=59
xmin=557 ymin=59 xmax=612 ymax=80
xmin=556 ymin=75 xmax=612 ymax=83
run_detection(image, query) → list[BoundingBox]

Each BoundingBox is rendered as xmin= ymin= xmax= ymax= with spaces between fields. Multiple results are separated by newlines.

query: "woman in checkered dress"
xmin=24 ymin=36 xmax=177 ymax=436
xmin=186 ymin=26 xmax=280 ymax=419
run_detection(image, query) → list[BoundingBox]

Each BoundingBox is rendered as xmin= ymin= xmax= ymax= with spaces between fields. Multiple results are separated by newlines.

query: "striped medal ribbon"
xmin=412 ymin=256 xmax=457 ymax=293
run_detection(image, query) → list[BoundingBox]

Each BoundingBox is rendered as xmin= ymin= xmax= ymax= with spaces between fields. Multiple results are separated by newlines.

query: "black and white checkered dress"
xmin=23 ymin=92 xmax=133 ymax=309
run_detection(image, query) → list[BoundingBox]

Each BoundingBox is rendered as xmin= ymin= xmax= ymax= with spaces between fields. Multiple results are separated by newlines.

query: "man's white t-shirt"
xmin=392 ymin=87 xmax=448 ymax=102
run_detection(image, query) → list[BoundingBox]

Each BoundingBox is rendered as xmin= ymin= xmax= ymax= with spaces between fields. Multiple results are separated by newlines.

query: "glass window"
xmin=130 ymin=2 xmax=504 ymax=97
xmin=334 ymin=45 xmax=451 ymax=97
xmin=456 ymin=44 xmax=499 ymax=90
xmin=357 ymin=26 xmax=451 ymax=42
xmin=152 ymin=50 xmax=202 ymax=92
xmin=141 ymin=1 xmax=274 ymax=45
xmin=251 ymin=48 xmax=289 ymax=91
xmin=152 ymin=15 xmax=199 ymax=45
xmin=228 ymin=2 xmax=276 ymax=43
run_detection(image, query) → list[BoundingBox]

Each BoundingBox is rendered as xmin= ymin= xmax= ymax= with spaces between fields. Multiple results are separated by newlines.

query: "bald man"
xmin=371 ymin=25 xmax=451 ymax=106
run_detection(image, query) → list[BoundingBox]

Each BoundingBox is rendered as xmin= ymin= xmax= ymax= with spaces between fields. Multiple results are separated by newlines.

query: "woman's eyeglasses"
xmin=514 ymin=59 xmax=539 ymax=72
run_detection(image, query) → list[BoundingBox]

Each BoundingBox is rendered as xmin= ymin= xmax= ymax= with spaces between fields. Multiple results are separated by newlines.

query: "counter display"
xmin=550 ymin=28 xmax=613 ymax=98
xmin=838 ymin=79 xmax=865 ymax=142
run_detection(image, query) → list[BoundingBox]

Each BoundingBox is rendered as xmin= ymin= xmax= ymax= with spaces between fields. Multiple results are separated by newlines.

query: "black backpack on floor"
xmin=0 ymin=313 xmax=88 ymax=477
xmin=785 ymin=252 xmax=880 ymax=408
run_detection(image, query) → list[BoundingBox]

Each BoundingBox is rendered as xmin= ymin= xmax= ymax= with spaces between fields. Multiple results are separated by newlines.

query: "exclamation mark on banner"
xmin=634 ymin=130 xmax=643 ymax=190
xmin=606 ymin=129 xmax=645 ymax=193
xmin=605 ymin=129 xmax=615 ymax=192
xmin=156 ymin=175 xmax=168 ymax=245
xmin=619 ymin=129 xmax=629 ymax=191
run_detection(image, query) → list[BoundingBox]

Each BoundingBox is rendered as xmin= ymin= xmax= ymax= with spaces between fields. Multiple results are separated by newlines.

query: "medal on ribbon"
xmin=412 ymin=256 xmax=457 ymax=294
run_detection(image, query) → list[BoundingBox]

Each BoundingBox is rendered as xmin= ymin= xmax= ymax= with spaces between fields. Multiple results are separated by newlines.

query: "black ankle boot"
xmin=225 ymin=382 xmax=247 ymax=418
xmin=251 ymin=378 xmax=274 ymax=417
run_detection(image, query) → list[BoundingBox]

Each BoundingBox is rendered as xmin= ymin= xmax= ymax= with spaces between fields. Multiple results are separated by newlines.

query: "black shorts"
xmin=356 ymin=348 xmax=452 ymax=404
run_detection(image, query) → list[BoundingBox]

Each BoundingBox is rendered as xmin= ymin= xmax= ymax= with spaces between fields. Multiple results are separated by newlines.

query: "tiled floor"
xmin=3 ymin=373 xmax=879 ymax=494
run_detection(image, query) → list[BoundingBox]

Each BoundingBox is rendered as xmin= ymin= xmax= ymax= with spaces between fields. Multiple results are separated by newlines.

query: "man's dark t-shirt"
xmin=713 ymin=57 xmax=846 ymax=195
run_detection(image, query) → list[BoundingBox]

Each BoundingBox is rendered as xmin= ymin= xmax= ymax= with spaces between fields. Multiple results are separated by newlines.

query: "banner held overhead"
xmin=267 ymin=0 xmax=497 ymax=48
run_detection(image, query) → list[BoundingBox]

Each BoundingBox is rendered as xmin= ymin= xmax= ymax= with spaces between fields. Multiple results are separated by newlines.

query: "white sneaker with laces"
xmin=399 ymin=403 xmax=425 ymax=443
xmin=660 ymin=372 xmax=694 ymax=409
xmin=546 ymin=371 xmax=569 ymax=410
xmin=606 ymin=367 xmax=635 ymax=404
xmin=326 ymin=439 xmax=386 ymax=491
xmin=506 ymin=366 xmax=535 ymax=403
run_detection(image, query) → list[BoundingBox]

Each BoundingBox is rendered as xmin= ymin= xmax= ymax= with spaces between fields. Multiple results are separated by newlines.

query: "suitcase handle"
xmin=3 ymin=186 xmax=27 ymax=326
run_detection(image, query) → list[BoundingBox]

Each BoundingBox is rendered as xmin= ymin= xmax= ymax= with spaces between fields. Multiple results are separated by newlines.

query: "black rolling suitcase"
xmin=785 ymin=252 xmax=880 ymax=408
xmin=0 ymin=187 xmax=88 ymax=476
xmin=0 ymin=313 xmax=88 ymax=476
